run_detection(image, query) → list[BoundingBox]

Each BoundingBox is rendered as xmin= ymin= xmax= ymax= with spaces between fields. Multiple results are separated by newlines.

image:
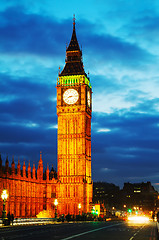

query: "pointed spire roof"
xmin=32 ymin=163 xmax=36 ymax=179
xmin=46 ymin=163 xmax=49 ymax=174
xmin=39 ymin=151 xmax=43 ymax=165
xmin=47 ymin=163 xmax=49 ymax=170
xmin=59 ymin=16 xmax=87 ymax=77
xmin=66 ymin=16 xmax=81 ymax=52
xmin=11 ymin=156 xmax=15 ymax=169
xmin=23 ymin=160 xmax=26 ymax=167
xmin=17 ymin=159 xmax=21 ymax=175
xmin=17 ymin=159 xmax=20 ymax=167
xmin=28 ymin=160 xmax=31 ymax=172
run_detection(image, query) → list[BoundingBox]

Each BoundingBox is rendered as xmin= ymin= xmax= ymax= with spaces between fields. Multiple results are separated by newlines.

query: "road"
xmin=0 ymin=220 xmax=157 ymax=240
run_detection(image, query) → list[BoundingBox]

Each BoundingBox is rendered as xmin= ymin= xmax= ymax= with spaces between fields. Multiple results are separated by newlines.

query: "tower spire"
xmin=73 ymin=14 xmax=75 ymax=30
xmin=39 ymin=151 xmax=43 ymax=165
xmin=59 ymin=16 xmax=87 ymax=77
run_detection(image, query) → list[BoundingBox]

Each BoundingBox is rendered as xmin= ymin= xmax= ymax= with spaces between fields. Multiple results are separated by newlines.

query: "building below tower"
xmin=0 ymin=153 xmax=57 ymax=218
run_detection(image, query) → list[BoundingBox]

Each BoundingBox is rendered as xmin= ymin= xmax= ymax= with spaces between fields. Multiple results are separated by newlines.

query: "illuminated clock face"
xmin=87 ymin=91 xmax=91 ymax=107
xmin=63 ymin=89 xmax=79 ymax=104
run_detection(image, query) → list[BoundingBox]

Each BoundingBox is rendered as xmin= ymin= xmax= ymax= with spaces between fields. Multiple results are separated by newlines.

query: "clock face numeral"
xmin=63 ymin=89 xmax=79 ymax=105
xmin=87 ymin=91 xmax=91 ymax=107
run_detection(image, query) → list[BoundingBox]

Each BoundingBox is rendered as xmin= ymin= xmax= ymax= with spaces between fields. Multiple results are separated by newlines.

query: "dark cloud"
xmin=0 ymin=73 xmax=56 ymax=118
xmin=0 ymin=6 xmax=155 ymax=69
xmin=0 ymin=72 xmax=57 ymax=169
xmin=91 ymin=104 xmax=159 ymax=185
xmin=127 ymin=15 xmax=159 ymax=46
xmin=0 ymin=6 xmax=71 ymax=56
xmin=78 ymin=22 xmax=155 ymax=69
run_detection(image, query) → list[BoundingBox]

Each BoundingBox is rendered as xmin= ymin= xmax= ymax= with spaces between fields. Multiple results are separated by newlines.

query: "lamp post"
xmin=54 ymin=199 xmax=58 ymax=219
xmin=78 ymin=203 xmax=81 ymax=215
xmin=1 ymin=189 xmax=8 ymax=223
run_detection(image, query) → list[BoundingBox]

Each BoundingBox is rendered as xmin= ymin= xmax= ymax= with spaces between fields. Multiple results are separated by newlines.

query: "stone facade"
xmin=0 ymin=153 xmax=57 ymax=217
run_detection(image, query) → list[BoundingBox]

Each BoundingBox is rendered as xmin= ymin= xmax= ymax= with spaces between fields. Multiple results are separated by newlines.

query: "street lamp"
xmin=54 ymin=199 xmax=58 ymax=219
xmin=1 ymin=189 xmax=8 ymax=222
xmin=78 ymin=203 xmax=81 ymax=215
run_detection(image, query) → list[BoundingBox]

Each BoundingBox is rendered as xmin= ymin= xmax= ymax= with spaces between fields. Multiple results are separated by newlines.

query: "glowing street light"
xmin=78 ymin=203 xmax=81 ymax=215
xmin=54 ymin=199 xmax=58 ymax=219
xmin=1 ymin=189 xmax=8 ymax=222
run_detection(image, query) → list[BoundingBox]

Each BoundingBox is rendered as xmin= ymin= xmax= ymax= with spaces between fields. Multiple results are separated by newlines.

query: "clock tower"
xmin=56 ymin=18 xmax=92 ymax=215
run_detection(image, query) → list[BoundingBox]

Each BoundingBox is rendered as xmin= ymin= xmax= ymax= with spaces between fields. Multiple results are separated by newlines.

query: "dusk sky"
xmin=0 ymin=0 xmax=159 ymax=190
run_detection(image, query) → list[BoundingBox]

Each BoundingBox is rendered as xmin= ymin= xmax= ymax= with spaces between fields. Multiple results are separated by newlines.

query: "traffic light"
xmin=96 ymin=210 xmax=98 ymax=215
xmin=128 ymin=209 xmax=132 ymax=213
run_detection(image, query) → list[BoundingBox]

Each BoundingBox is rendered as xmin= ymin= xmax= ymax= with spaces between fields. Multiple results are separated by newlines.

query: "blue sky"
xmin=0 ymin=0 xmax=159 ymax=189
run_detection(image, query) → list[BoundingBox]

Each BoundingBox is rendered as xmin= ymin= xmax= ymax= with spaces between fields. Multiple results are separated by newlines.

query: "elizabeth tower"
xmin=56 ymin=19 xmax=92 ymax=215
